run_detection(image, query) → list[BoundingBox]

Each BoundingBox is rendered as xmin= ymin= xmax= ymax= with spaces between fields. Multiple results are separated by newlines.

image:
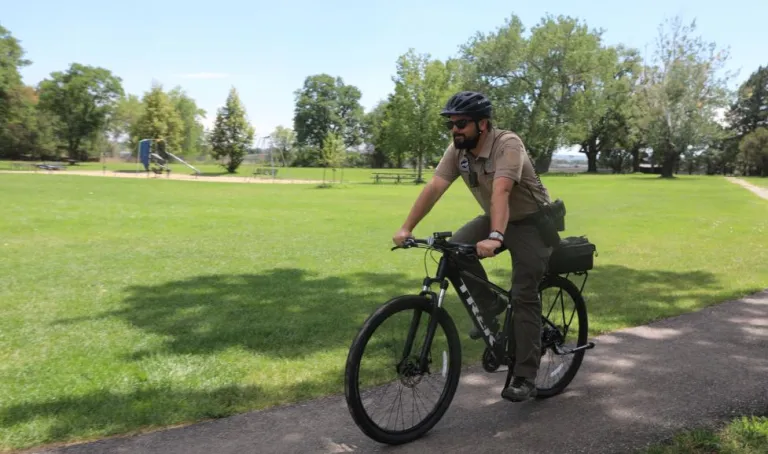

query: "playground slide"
xmin=165 ymin=151 xmax=201 ymax=175
xmin=138 ymin=139 xmax=201 ymax=175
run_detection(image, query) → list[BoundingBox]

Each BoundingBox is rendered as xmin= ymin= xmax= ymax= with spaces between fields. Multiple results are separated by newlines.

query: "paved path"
xmin=32 ymin=290 xmax=768 ymax=454
xmin=727 ymin=177 xmax=768 ymax=200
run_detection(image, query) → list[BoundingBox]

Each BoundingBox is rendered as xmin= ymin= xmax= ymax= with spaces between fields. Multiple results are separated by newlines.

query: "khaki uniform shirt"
xmin=434 ymin=127 xmax=551 ymax=222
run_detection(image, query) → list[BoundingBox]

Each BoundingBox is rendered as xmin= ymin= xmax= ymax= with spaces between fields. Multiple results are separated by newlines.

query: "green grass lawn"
xmin=743 ymin=176 xmax=768 ymax=188
xmin=0 ymin=173 xmax=766 ymax=451
xmin=642 ymin=415 xmax=768 ymax=453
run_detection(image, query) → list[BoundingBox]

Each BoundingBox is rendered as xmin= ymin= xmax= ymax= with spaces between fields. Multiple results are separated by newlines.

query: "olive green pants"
xmin=451 ymin=214 xmax=552 ymax=380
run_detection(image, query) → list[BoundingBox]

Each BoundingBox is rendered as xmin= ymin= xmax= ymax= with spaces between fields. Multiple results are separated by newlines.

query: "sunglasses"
xmin=444 ymin=119 xmax=472 ymax=130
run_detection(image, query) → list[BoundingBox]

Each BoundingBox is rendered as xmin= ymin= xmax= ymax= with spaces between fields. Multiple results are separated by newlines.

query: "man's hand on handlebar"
xmin=476 ymin=238 xmax=502 ymax=258
xmin=392 ymin=227 xmax=413 ymax=247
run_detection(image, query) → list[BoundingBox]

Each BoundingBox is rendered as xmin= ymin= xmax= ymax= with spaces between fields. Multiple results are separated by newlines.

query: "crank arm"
xmin=555 ymin=342 xmax=595 ymax=355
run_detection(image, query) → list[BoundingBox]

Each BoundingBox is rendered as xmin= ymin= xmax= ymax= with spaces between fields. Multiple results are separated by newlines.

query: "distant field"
xmin=743 ymin=176 xmax=768 ymax=188
xmin=1 ymin=173 xmax=766 ymax=451
xmin=0 ymin=160 xmax=436 ymax=183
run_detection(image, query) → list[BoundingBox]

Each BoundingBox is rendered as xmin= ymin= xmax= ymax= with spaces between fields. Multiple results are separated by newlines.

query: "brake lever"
xmin=391 ymin=238 xmax=417 ymax=251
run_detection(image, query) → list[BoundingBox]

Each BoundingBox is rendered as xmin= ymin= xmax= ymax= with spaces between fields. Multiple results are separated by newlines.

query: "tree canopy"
xmin=0 ymin=14 xmax=764 ymax=177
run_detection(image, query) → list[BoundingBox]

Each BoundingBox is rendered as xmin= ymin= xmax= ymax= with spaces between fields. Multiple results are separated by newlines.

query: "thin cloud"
xmin=179 ymin=72 xmax=230 ymax=79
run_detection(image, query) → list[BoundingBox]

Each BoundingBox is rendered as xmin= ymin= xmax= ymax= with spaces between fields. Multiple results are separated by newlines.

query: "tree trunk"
xmin=534 ymin=151 xmax=553 ymax=174
xmin=631 ymin=145 xmax=642 ymax=173
xmin=586 ymin=150 xmax=598 ymax=172
xmin=416 ymin=151 xmax=424 ymax=183
xmin=660 ymin=151 xmax=678 ymax=178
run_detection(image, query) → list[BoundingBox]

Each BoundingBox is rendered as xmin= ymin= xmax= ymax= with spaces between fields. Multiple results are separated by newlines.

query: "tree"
xmin=107 ymin=94 xmax=144 ymax=143
xmin=37 ymin=63 xmax=124 ymax=160
xmin=168 ymin=86 xmax=206 ymax=157
xmin=270 ymin=125 xmax=296 ymax=167
xmin=361 ymin=99 xmax=394 ymax=168
xmin=319 ymin=131 xmax=346 ymax=184
xmin=641 ymin=17 xmax=733 ymax=178
xmin=210 ymin=87 xmax=255 ymax=173
xmin=0 ymin=24 xmax=32 ymax=155
xmin=2 ymin=85 xmax=58 ymax=159
xmin=566 ymin=45 xmax=644 ymax=172
xmin=130 ymin=83 xmax=184 ymax=158
xmin=739 ymin=127 xmax=768 ymax=177
xmin=293 ymin=74 xmax=364 ymax=151
xmin=381 ymin=50 xmax=461 ymax=181
xmin=458 ymin=14 xmax=611 ymax=172
xmin=727 ymin=65 xmax=768 ymax=136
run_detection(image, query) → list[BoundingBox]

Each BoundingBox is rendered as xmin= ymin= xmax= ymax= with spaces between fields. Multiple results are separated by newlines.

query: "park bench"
xmin=10 ymin=162 xmax=35 ymax=171
xmin=546 ymin=171 xmax=578 ymax=177
xmin=371 ymin=172 xmax=422 ymax=184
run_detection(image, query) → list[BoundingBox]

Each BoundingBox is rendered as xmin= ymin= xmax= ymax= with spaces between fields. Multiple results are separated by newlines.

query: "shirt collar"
xmin=476 ymin=126 xmax=497 ymax=159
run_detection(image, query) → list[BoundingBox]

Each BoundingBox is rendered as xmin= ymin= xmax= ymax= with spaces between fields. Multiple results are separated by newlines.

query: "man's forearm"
xmin=402 ymin=182 xmax=442 ymax=231
xmin=489 ymin=189 xmax=510 ymax=234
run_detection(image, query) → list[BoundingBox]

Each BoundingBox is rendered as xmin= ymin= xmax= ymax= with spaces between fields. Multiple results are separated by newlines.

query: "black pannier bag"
xmin=547 ymin=236 xmax=597 ymax=275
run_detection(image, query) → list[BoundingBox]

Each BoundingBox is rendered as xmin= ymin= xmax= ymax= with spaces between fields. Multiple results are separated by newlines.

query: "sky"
xmin=3 ymin=0 xmax=766 ymax=151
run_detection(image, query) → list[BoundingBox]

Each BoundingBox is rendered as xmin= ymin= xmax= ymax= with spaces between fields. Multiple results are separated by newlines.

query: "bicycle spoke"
xmin=353 ymin=305 xmax=452 ymax=434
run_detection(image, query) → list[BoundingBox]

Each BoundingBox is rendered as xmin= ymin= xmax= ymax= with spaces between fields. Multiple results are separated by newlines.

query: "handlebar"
xmin=391 ymin=231 xmax=505 ymax=257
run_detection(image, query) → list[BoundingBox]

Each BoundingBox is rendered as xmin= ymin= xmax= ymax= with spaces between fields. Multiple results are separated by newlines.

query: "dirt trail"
xmin=727 ymin=177 xmax=768 ymax=200
xmin=0 ymin=169 xmax=325 ymax=185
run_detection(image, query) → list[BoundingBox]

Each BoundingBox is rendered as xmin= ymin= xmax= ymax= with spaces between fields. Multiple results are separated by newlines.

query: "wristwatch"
xmin=488 ymin=230 xmax=504 ymax=243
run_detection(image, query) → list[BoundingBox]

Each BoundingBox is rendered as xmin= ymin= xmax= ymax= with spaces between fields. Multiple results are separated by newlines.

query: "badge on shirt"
xmin=459 ymin=156 xmax=469 ymax=173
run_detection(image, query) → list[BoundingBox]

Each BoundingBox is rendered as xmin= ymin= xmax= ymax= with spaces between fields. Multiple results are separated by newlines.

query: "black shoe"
xmin=501 ymin=376 xmax=538 ymax=402
xmin=468 ymin=294 xmax=508 ymax=340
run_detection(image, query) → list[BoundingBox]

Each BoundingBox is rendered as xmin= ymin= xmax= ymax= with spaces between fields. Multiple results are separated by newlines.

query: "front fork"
xmin=396 ymin=275 xmax=449 ymax=376
xmin=415 ymin=278 xmax=449 ymax=372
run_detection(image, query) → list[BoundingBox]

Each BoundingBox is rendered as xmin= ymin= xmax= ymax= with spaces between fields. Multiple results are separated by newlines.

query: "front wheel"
xmin=344 ymin=295 xmax=462 ymax=445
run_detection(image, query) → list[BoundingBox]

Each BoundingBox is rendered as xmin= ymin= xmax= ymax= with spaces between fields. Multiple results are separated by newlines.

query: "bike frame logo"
xmin=457 ymin=279 xmax=496 ymax=346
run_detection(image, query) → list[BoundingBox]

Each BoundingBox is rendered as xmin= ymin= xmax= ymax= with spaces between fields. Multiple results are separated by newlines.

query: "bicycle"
xmin=344 ymin=230 xmax=597 ymax=445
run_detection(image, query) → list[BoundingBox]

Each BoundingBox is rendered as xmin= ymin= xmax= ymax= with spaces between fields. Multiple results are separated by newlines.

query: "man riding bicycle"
xmin=392 ymin=90 xmax=554 ymax=401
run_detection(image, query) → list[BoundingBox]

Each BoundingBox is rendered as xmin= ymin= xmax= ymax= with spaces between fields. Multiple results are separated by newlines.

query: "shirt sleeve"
xmin=433 ymin=145 xmax=459 ymax=183
xmin=493 ymin=134 xmax=525 ymax=183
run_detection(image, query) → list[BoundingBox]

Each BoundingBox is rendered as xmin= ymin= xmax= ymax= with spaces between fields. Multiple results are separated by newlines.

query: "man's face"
xmin=446 ymin=115 xmax=482 ymax=150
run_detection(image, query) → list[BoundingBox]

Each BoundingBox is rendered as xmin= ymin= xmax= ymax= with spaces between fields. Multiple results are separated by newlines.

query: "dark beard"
xmin=453 ymin=133 xmax=480 ymax=150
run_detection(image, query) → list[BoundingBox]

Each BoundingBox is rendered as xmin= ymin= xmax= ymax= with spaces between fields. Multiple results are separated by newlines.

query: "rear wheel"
xmin=344 ymin=295 xmax=462 ymax=445
xmin=535 ymin=274 xmax=589 ymax=398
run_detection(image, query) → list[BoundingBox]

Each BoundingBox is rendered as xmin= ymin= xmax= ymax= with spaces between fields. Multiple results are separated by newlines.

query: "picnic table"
xmin=253 ymin=168 xmax=278 ymax=177
xmin=371 ymin=172 xmax=422 ymax=184
xmin=35 ymin=161 xmax=67 ymax=171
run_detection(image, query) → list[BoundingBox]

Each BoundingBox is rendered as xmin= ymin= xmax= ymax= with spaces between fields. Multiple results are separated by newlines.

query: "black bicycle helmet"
xmin=440 ymin=91 xmax=493 ymax=118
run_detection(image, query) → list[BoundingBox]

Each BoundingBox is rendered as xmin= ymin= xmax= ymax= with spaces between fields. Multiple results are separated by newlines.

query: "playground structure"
xmin=137 ymin=138 xmax=201 ymax=176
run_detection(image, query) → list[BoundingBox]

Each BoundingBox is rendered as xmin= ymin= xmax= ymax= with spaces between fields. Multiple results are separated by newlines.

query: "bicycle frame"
xmin=411 ymin=246 xmax=511 ymax=371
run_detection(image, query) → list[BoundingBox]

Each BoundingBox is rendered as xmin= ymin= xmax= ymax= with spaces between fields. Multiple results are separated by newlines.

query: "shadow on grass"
xmin=56 ymin=268 xmax=412 ymax=360
xmin=0 ymin=369 xmax=346 ymax=452
xmin=490 ymin=264 xmax=761 ymax=330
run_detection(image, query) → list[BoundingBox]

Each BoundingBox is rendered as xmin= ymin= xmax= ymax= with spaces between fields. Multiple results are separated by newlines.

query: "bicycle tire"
xmin=344 ymin=295 xmax=462 ymax=445
xmin=535 ymin=274 xmax=588 ymax=398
